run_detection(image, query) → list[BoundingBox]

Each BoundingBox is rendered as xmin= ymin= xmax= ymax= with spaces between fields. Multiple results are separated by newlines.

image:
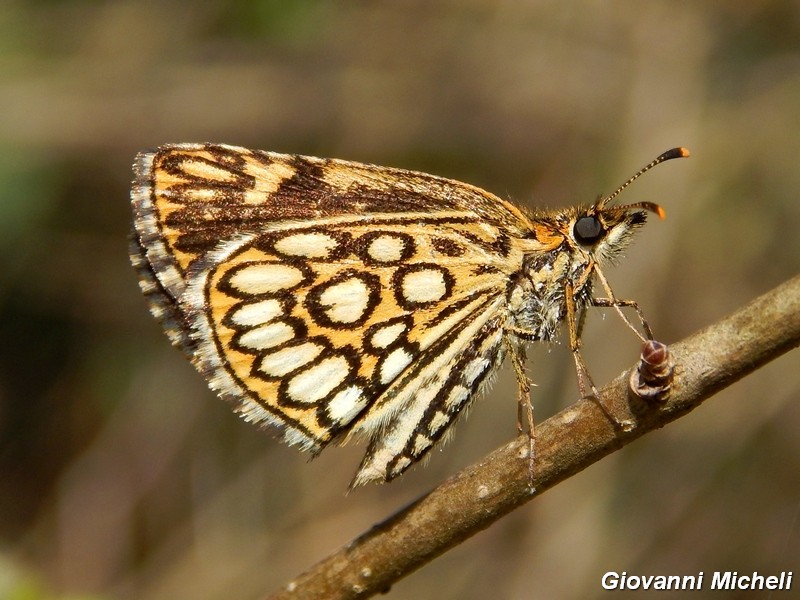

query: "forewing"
xmin=131 ymin=143 xmax=533 ymax=299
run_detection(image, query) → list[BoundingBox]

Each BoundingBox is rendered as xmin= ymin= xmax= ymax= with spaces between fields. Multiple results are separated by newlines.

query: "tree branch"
xmin=267 ymin=274 xmax=800 ymax=600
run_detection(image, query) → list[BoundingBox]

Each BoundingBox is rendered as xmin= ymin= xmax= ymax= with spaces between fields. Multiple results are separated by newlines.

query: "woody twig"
xmin=267 ymin=274 xmax=800 ymax=600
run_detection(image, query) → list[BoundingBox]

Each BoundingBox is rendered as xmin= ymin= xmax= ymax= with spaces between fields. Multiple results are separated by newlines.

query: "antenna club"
xmin=662 ymin=147 xmax=691 ymax=161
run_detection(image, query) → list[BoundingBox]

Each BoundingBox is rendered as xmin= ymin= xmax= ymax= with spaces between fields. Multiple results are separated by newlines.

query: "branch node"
xmin=629 ymin=339 xmax=674 ymax=402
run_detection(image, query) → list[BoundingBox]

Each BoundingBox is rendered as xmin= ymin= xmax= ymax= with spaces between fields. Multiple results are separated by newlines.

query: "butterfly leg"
xmin=570 ymin=269 xmax=650 ymax=431
xmin=591 ymin=264 xmax=653 ymax=341
xmin=503 ymin=335 xmax=535 ymax=489
xmin=565 ymin=280 xmax=600 ymax=400
xmin=590 ymin=297 xmax=653 ymax=340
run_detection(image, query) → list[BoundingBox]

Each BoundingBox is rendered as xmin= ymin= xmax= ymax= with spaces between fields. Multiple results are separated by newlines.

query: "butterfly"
xmin=129 ymin=143 xmax=688 ymax=487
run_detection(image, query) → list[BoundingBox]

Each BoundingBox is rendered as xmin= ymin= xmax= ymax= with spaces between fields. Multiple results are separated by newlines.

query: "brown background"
xmin=1 ymin=2 xmax=798 ymax=599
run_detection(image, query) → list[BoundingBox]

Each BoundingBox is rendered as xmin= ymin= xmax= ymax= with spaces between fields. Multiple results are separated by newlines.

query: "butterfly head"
xmin=568 ymin=199 xmax=664 ymax=266
xmin=567 ymin=147 xmax=689 ymax=265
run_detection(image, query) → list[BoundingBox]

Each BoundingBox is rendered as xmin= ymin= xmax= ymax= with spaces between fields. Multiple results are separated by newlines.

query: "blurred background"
xmin=1 ymin=2 xmax=798 ymax=599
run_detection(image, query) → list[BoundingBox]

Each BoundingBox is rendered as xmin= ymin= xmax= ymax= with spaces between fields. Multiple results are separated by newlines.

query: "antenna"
xmin=599 ymin=147 xmax=690 ymax=209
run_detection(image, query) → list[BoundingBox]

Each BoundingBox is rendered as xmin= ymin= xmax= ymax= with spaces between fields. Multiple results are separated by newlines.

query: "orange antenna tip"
xmin=661 ymin=147 xmax=691 ymax=161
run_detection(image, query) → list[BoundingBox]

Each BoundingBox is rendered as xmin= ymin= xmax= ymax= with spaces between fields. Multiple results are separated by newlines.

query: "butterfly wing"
xmin=131 ymin=144 xmax=549 ymax=483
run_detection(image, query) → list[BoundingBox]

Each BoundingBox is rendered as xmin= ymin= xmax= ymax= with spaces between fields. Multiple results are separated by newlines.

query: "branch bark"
xmin=267 ymin=274 xmax=800 ymax=600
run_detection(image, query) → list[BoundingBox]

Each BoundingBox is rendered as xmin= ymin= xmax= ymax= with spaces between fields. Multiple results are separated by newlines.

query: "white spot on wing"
xmin=238 ymin=321 xmax=295 ymax=350
xmin=368 ymin=235 xmax=405 ymax=262
xmin=259 ymin=342 xmax=323 ymax=377
xmin=229 ymin=264 xmax=304 ymax=294
xmin=287 ymin=355 xmax=350 ymax=403
xmin=230 ymin=299 xmax=283 ymax=327
xmin=390 ymin=457 xmax=412 ymax=477
xmin=319 ymin=277 xmax=370 ymax=323
xmin=180 ymin=159 xmax=237 ymax=182
xmin=369 ymin=322 xmax=407 ymax=349
xmin=412 ymin=433 xmax=432 ymax=455
xmin=444 ymin=385 xmax=469 ymax=410
xmin=247 ymin=160 xmax=296 ymax=197
xmin=183 ymin=188 xmax=218 ymax=202
xmin=429 ymin=410 xmax=450 ymax=434
xmin=380 ymin=347 xmax=414 ymax=384
xmin=327 ymin=385 xmax=367 ymax=425
xmin=463 ymin=358 xmax=489 ymax=386
xmin=401 ymin=269 xmax=447 ymax=303
xmin=274 ymin=232 xmax=338 ymax=258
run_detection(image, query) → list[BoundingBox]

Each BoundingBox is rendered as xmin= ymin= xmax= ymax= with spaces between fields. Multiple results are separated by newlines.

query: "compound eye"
xmin=573 ymin=215 xmax=605 ymax=245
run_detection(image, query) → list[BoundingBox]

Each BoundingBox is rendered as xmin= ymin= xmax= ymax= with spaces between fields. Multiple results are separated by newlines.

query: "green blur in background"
xmin=0 ymin=2 xmax=798 ymax=599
